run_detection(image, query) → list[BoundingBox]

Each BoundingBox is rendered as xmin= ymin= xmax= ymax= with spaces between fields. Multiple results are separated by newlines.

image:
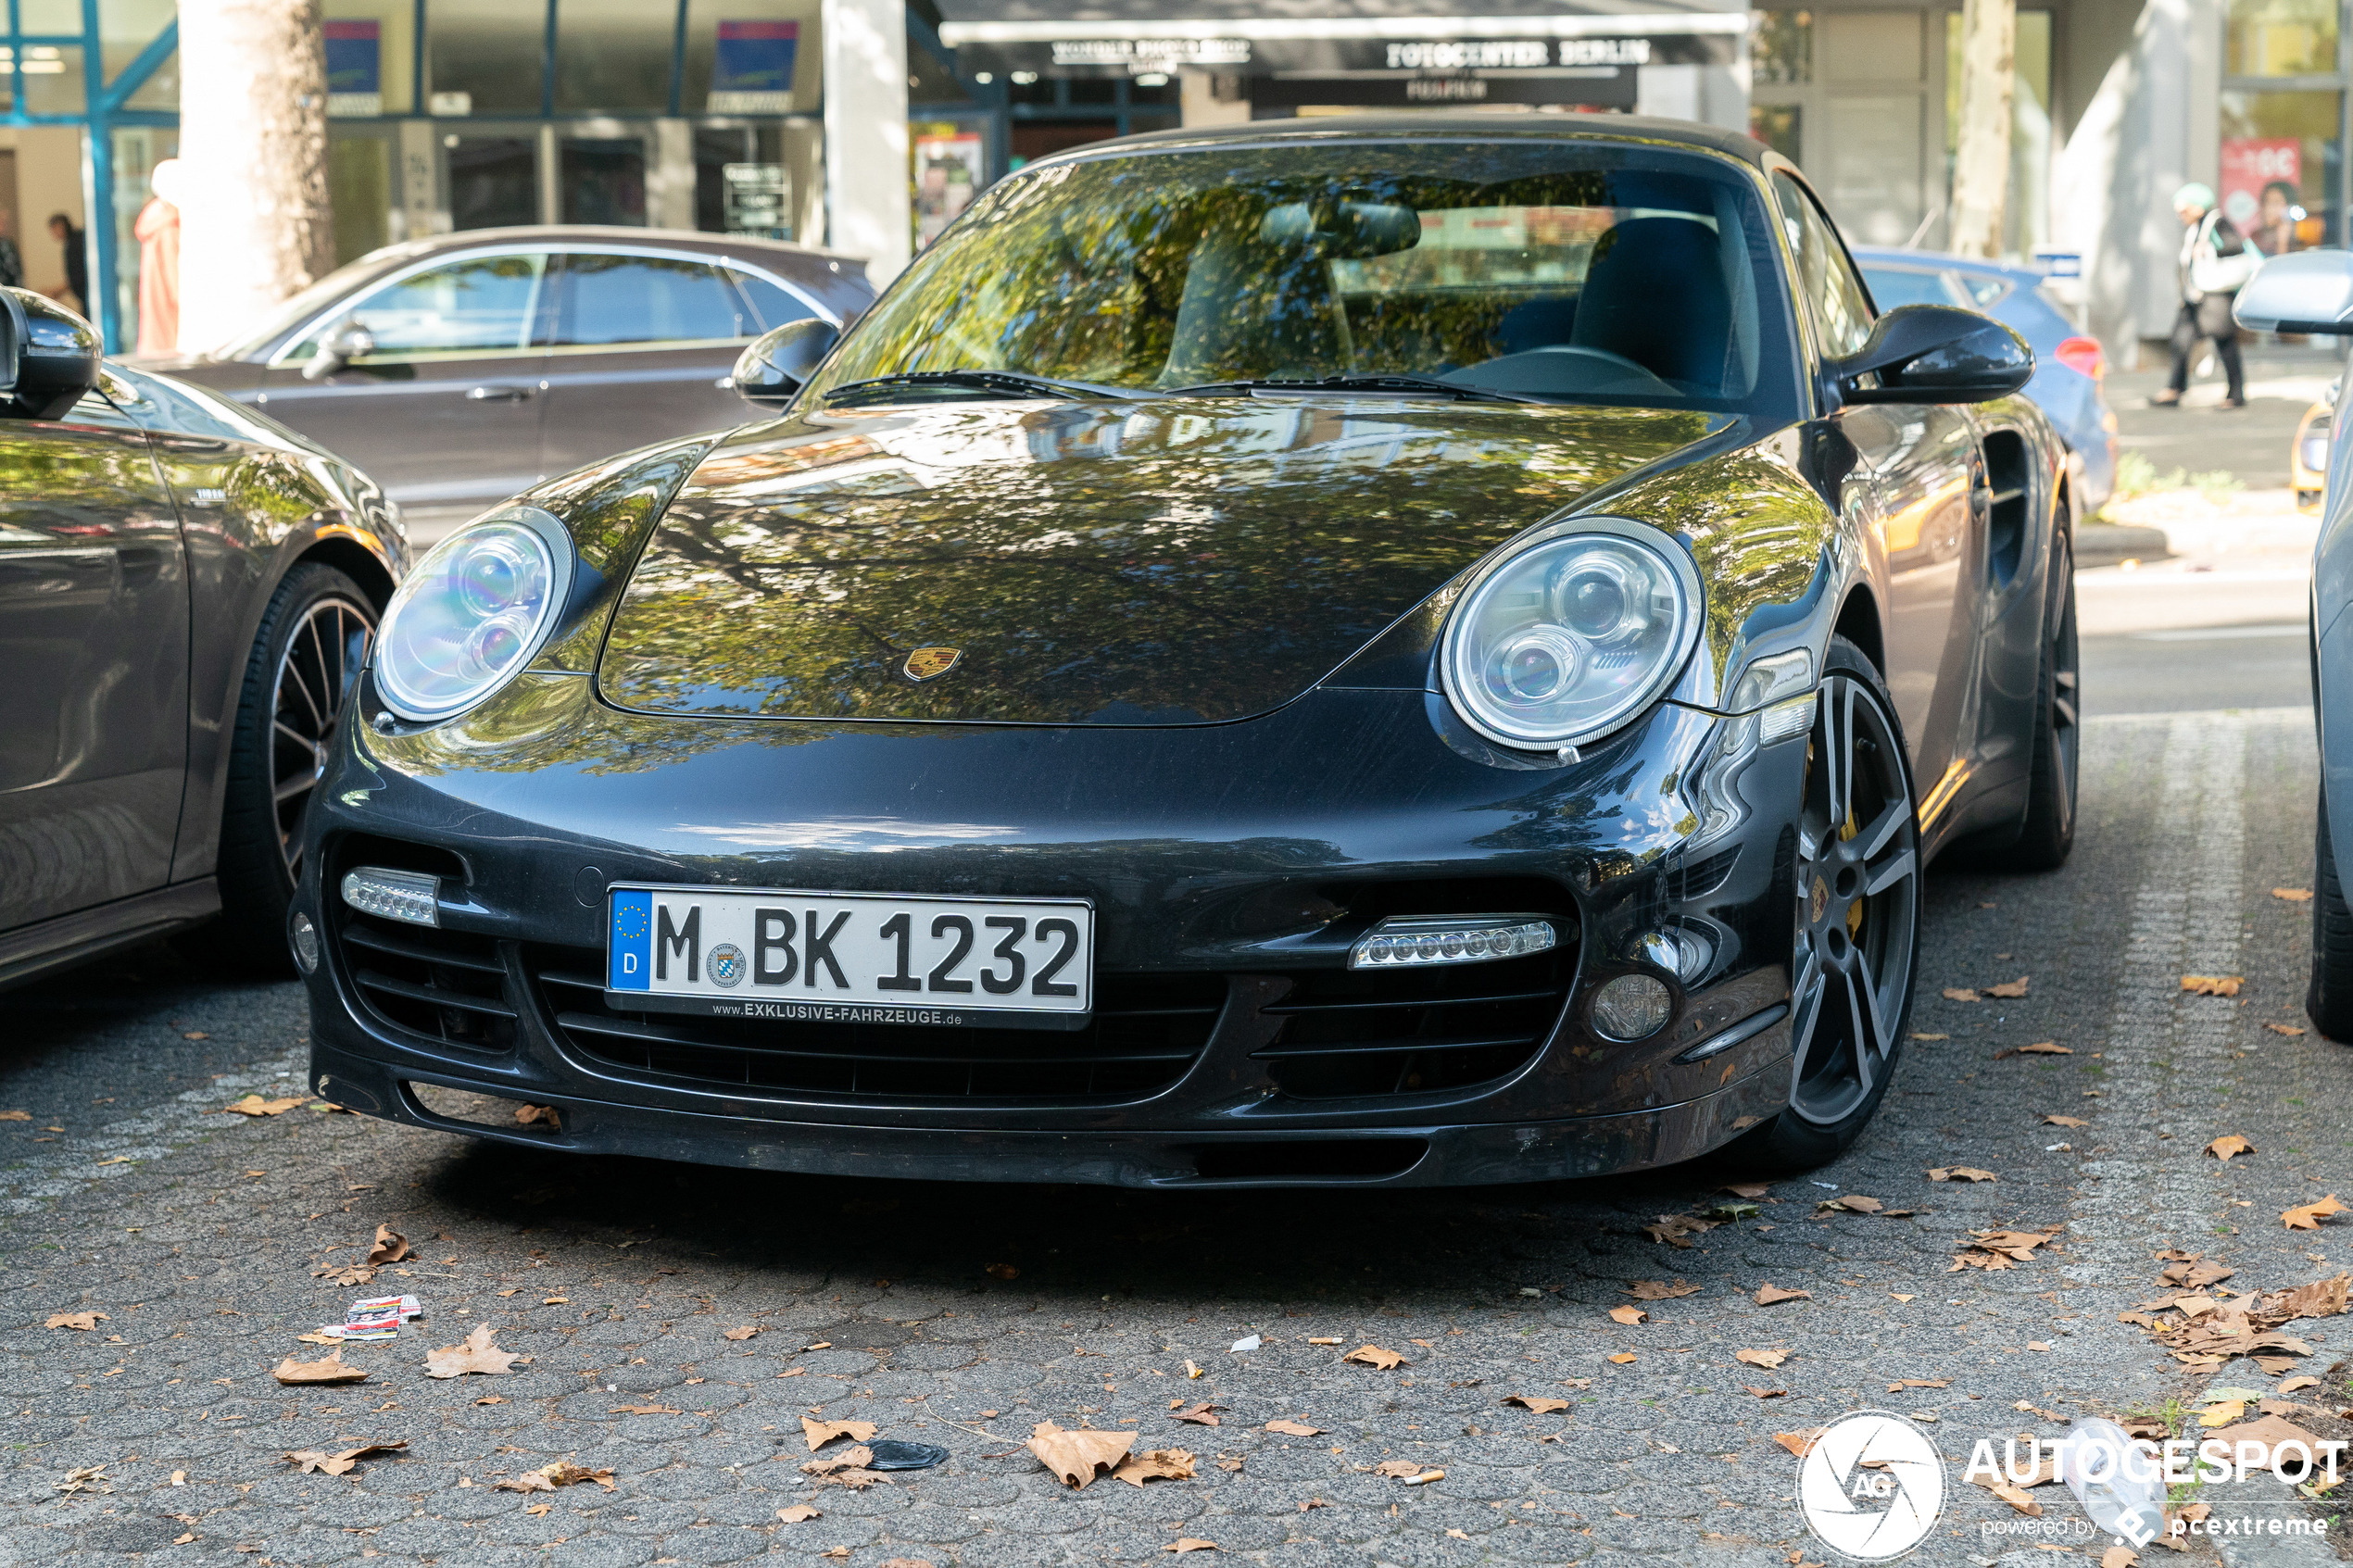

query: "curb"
xmin=2077 ymin=523 xmax=2171 ymax=568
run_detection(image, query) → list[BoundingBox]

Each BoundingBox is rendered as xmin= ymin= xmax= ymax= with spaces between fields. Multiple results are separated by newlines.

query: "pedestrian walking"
xmin=0 ymin=209 xmax=22 ymax=289
xmin=132 ymin=160 xmax=182 ymax=358
xmin=44 ymin=212 xmax=86 ymax=317
xmin=2154 ymin=182 xmax=2259 ymax=408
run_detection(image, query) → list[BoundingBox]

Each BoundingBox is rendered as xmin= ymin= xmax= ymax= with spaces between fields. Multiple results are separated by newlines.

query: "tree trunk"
xmin=1948 ymin=0 xmax=2017 ymax=260
xmin=177 ymin=0 xmax=333 ymax=354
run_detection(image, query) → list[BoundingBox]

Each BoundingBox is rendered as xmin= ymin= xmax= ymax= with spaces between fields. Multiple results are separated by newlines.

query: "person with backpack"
xmin=2154 ymin=182 xmax=2259 ymax=408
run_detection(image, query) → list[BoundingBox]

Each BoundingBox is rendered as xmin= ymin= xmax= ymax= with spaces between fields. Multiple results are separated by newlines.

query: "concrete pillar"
xmin=823 ymin=0 xmax=912 ymax=285
xmin=649 ymin=119 xmax=697 ymax=232
xmin=1180 ymin=71 xmax=1251 ymax=128
xmin=396 ymin=119 xmax=446 ymax=240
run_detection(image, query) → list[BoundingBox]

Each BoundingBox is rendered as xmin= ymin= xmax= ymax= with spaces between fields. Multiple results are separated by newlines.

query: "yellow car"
xmin=2297 ymin=395 xmax=2335 ymax=512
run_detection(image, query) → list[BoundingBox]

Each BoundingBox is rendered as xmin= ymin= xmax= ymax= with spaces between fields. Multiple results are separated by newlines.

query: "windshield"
xmin=807 ymin=137 xmax=1799 ymax=415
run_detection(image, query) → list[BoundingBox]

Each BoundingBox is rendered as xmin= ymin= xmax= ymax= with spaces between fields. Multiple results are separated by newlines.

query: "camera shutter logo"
xmin=1795 ymin=1411 xmax=1945 ymax=1561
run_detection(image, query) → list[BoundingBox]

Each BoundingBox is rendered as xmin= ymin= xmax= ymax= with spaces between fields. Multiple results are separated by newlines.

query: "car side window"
xmin=728 ymin=270 xmax=819 ymax=332
xmin=293 ymin=253 xmax=550 ymax=359
xmin=1771 ymin=173 xmax=1875 ymax=359
xmin=1859 ymin=267 xmax=1958 ymax=309
xmin=548 ymin=255 xmax=755 ymax=346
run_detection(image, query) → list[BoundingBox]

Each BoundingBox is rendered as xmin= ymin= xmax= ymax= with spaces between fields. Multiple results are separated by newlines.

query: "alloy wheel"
xmin=271 ymin=596 xmax=374 ymax=885
xmin=1788 ymin=671 xmax=1920 ymax=1125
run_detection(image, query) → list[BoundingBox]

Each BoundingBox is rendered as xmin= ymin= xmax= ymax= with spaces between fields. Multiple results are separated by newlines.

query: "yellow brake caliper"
xmin=1841 ymin=803 xmax=1863 ymax=937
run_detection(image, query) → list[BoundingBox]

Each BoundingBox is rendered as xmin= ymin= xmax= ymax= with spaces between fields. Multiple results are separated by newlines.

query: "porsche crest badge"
xmin=902 ymin=646 xmax=963 ymax=683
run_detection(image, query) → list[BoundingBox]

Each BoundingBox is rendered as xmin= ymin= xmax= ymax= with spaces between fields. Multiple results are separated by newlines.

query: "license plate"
xmin=604 ymin=885 xmax=1094 ymax=1029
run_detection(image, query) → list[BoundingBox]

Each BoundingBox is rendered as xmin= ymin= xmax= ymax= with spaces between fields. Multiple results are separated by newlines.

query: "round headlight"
xmin=375 ymin=506 xmax=573 ymax=721
xmin=1440 ymin=518 xmax=1702 ymax=750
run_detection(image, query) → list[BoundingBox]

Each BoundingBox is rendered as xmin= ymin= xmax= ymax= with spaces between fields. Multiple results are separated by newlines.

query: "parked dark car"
xmin=1852 ymin=245 xmax=2119 ymax=514
xmin=0 ymin=288 xmax=403 ymax=988
xmin=297 ymin=115 xmax=2076 ymax=1188
xmin=158 ymin=227 xmax=873 ymax=541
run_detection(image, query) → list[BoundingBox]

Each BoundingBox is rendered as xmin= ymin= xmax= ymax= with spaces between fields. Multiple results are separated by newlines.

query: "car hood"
xmin=595 ymin=396 xmax=1719 ymax=726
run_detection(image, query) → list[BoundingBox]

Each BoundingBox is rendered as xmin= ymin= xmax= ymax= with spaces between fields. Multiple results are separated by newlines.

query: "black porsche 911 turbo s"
xmin=298 ymin=115 xmax=2077 ymax=1187
xmin=0 ymin=288 xmax=402 ymax=989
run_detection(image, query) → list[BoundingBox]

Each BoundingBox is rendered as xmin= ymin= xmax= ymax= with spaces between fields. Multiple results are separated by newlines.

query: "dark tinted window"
xmin=550 ymin=254 xmax=752 ymax=345
xmin=730 ymin=270 xmax=817 ymax=331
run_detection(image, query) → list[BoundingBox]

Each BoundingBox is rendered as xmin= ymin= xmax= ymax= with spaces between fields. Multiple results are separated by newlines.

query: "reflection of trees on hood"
xmin=598 ymin=398 xmax=1718 ymax=726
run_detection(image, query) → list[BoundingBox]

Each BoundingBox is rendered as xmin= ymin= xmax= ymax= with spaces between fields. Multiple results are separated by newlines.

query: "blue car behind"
xmin=1854 ymin=245 xmax=2119 ymax=516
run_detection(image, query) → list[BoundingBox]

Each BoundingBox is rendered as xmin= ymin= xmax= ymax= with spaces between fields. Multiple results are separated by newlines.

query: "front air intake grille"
xmin=531 ymin=953 xmax=1226 ymax=1102
xmin=335 ymin=911 xmax=518 ymax=1051
xmin=1251 ymin=947 xmax=1573 ymax=1099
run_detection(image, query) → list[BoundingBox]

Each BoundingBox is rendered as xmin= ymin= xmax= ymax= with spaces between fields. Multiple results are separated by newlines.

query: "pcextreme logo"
xmin=1794 ymin=1411 xmax=1946 ymax=1561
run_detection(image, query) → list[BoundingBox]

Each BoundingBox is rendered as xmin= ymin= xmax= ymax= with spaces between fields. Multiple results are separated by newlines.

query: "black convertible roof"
xmin=1043 ymin=112 xmax=1771 ymax=169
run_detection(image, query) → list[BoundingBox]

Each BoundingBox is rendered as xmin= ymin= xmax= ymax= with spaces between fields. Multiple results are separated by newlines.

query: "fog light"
xmin=1348 ymin=915 xmax=1556 ymax=970
xmin=340 ymin=866 xmax=440 ymax=927
xmin=289 ymin=910 xmax=321 ymax=974
xmin=1592 ymin=972 xmax=1673 ymax=1039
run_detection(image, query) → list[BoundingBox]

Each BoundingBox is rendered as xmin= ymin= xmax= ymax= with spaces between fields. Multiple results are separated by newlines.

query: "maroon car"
xmin=159 ymin=226 xmax=872 ymax=541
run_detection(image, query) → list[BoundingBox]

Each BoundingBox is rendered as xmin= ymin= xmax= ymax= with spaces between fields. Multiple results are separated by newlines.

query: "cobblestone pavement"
xmin=5 ymin=707 xmax=2351 ymax=1568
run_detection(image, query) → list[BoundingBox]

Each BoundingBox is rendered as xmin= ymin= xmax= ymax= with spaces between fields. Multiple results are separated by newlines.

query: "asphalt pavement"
xmin=5 ymin=581 xmax=2351 ymax=1566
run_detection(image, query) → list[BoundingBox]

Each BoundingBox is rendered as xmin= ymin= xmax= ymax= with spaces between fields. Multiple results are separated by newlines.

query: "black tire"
xmin=1724 ymin=634 xmax=1922 ymax=1173
xmin=1996 ymin=524 xmax=2081 ymax=870
xmin=2307 ymin=790 xmax=2353 ymax=1039
xmin=177 ymin=563 xmax=376 ymax=974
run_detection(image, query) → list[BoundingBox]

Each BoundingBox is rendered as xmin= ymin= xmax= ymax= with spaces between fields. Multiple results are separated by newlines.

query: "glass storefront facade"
xmin=2221 ymin=0 xmax=2349 ymax=254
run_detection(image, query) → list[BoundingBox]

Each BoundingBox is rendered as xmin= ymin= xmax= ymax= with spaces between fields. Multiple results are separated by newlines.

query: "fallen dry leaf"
xmin=802 ymin=1416 xmax=879 ymax=1451
xmin=272 ymin=1348 xmax=368 ymax=1386
xmin=2200 ymin=1413 xmax=2329 ymax=1471
xmin=422 ymin=1323 xmax=520 ymax=1379
xmin=1987 ymin=1479 xmax=2044 ymax=1515
xmin=1986 ymin=975 xmax=2030 ymax=998
xmin=365 ymin=1225 xmax=410 ymax=1265
xmin=44 ymin=1311 xmax=106 ymax=1331
xmin=2284 ymin=1195 xmax=2348 ymax=1231
xmin=1504 ymin=1395 xmax=1571 ymax=1413
xmin=495 ymin=1461 xmax=614 ymax=1493
xmin=1642 ymin=1213 xmax=1718 ymax=1248
xmin=514 ymin=1104 xmax=560 ymax=1129
xmin=2273 ymin=887 xmax=2315 ymax=902
xmin=221 ymin=1094 xmax=304 ymax=1117
xmin=1373 ymin=1460 xmax=1426 ymax=1478
xmin=1994 ymin=1042 xmax=2071 ymax=1059
xmin=1942 ymin=987 xmax=1981 ymax=1003
xmin=1743 ymin=1386 xmax=1787 ymax=1399
xmin=776 ymin=1504 xmax=821 ymax=1523
xmin=1341 ymin=1344 xmax=1405 ymax=1370
xmin=1889 ymin=1378 xmax=1951 ymax=1392
xmin=802 ymin=1446 xmax=875 ymax=1476
xmin=610 ymin=1404 xmax=680 ymax=1416
xmin=2100 ymin=1547 xmax=2137 ymax=1568
xmin=1625 ymin=1279 xmax=1703 ymax=1300
xmin=2206 ymin=1135 xmax=2256 ymax=1162
xmin=1892 ymin=1293 xmax=1917 ymax=1301
xmin=1771 ymin=1428 xmax=1825 ymax=1457
xmin=1607 ymin=1305 xmax=1647 ymax=1325
xmin=2043 ymin=1114 xmax=2090 ymax=1128
xmin=1113 ymin=1449 xmax=1196 ymax=1486
xmin=0 ymin=1110 xmax=28 ymax=1121
xmin=1735 ymin=1348 xmax=1789 ymax=1368
xmin=1164 ymin=1541 xmax=1217 ymax=1554
xmin=1754 ymin=1284 xmax=1811 ymax=1306
xmin=1265 ymin=1418 xmax=1323 ymax=1436
xmin=1170 ymin=1402 xmax=1223 ymax=1426
xmin=1818 ymin=1194 xmax=1884 ymax=1213
xmin=1607 ymin=1352 xmax=1638 ymax=1364
xmin=2183 ymin=975 xmax=2245 ymax=997
xmin=2267 ymin=1022 xmax=2308 ymax=1035
xmin=1929 ymin=1167 xmax=1997 ymax=1183
xmin=1720 ymin=1182 xmax=1772 ymax=1199
xmin=1911 ymin=1032 xmax=1949 ymax=1040
xmin=1027 ymin=1423 xmax=1137 ymax=1488
xmin=283 ymin=1441 xmax=405 ymax=1476
xmin=986 ymin=1263 xmax=1018 ymax=1280
xmin=722 ymin=1325 xmax=761 ymax=1342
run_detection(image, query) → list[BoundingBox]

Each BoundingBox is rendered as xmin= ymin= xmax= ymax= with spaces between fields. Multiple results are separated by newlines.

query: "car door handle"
xmin=466 ymin=385 xmax=534 ymax=402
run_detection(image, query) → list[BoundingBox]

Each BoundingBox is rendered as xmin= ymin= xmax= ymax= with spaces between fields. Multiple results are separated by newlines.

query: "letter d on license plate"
xmin=605 ymin=885 xmax=1094 ymax=1030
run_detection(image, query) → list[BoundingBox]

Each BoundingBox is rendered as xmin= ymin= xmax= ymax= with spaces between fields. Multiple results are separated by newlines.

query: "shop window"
xmin=2221 ymin=89 xmax=2342 ymax=250
xmin=695 ymin=125 xmax=790 ymax=237
xmin=330 ymin=132 xmax=394 ymax=265
xmin=2228 ymin=0 xmax=2337 ymax=77
xmin=550 ymin=255 xmax=751 ymax=345
xmin=427 ymin=0 xmax=543 ymax=116
xmin=1753 ymin=10 xmax=1813 ymax=84
xmin=322 ymin=0 xmax=416 ymax=116
xmin=560 ymin=136 xmax=648 ymax=226
xmin=681 ymin=0 xmax=819 ymax=115
xmin=555 ymin=0 xmax=673 ymax=113
xmin=1750 ymin=104 xmax=1802 ymax=163
xmin=98 ymin=0 xmax=175 ymax=107
xmin=447 ymin=135 xmax=538 ymax=230
xmin=4 ymin=43 xmax=84 ymax=115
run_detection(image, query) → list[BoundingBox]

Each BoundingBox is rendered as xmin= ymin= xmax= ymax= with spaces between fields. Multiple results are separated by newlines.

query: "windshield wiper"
xmin=820 ymin=369 xmax=1151 ymax=408
xmin=1168 ymin=374 xmax=1540 ymax=406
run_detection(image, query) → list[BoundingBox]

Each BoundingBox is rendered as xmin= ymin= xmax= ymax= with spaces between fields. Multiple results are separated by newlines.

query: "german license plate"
xmin=604 ymin=885 xmax=1094 ymax=1029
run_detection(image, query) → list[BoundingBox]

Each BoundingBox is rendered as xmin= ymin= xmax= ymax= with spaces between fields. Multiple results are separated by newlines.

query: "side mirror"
xmin=732 ymin=318 xmax=838 ymax=408
xmin=0 ymin=287 xmax=100 ymax=420
xmin=2234 ymin=248 xmax=2353 ymax=333
xmin=1832 ymin=304 xmax=2035 ymax=406
xmin=302 ymin=317 xmax=376 ymax=382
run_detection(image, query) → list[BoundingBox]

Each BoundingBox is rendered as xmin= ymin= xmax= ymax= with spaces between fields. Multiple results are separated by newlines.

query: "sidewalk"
xmin=2078 ymin=485 xmax=2315 ymax=637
